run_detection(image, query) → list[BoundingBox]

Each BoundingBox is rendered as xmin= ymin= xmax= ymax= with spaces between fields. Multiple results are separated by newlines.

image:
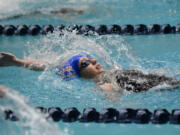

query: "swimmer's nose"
xmin=90 ymin=59 xmax=97 ymax=65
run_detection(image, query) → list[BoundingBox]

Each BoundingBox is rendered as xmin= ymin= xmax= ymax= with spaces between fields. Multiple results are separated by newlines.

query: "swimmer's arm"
xmin=0 ymin=11 xmax=42 ymax=21
xmin=0 ymin=52 xmax=47 ymax=71
xmin=15 ymin=59 xmax=47 ymax=71
xmin=50 ymin=8 xmax=84 ymax=15
xmin=99 ymin=83 xmax=120 ymax=103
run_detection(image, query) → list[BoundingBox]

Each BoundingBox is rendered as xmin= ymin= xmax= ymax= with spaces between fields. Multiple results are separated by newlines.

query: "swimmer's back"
xmin=98 ymin=69 xmax=180 ymax=92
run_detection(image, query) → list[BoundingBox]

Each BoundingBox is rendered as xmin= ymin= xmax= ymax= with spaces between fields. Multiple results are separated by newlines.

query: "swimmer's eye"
xmin=80 ymin=60 xmax=91 ymax=70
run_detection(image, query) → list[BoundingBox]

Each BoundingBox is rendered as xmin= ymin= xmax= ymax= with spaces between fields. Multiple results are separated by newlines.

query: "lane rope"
xmin=4 ymin=107 xmax=180 ymax=124
xmin=0 ymin=24 xmax=180 ymax=36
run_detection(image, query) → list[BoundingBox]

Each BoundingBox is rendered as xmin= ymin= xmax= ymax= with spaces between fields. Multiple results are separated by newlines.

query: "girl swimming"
xmin=1 ymin=52 xmax=180 ymax=94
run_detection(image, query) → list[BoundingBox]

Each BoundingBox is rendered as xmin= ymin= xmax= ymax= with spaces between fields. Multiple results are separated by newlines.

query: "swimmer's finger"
xmin=0 ymin=52 xmax=13 ymax=56
xmin=0 ymin=52 xmax=16 ymax=61
xmin=0 ymin=52 xmax=8 ymax=57
xmin=0 ymin=52 xmax=17 ymax=67
xmin=0 ymin=52 xmax=8 ymax=55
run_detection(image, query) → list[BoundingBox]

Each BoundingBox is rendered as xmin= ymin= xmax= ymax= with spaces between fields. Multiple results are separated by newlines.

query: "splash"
xmin=25 ymin=30 xmax=138 ymax=70
xmin=24 ymin=30 xmax=180 ymax=98
xmin=24 ymin=30 xmax=140 ymax=91
xmin=23 ymin=30 xmax=141 ymax=105
xmin=0 ymin=86 xmax=68 ymax=135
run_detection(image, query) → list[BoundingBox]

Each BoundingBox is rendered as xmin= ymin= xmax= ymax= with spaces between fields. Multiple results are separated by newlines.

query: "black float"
xmin=15 ymin=25 xmax=28 ymax=35
xmin=78 ymin=108 xmax=99 ymax=122
xmin=170 ymin=109 xmax=180 ymax=124
xmin=47 ymin=107 xmax=64 ymax=122
xmin=62 ymin=107 xmax=80 ymax=122
xmin=28 ymin=25 xmax=41 ymax=35
xmin=151 ymin=109 xmax=170 ymax=124
xmin=1 ymin=24 xmax=180 ymax=36
xmin=4 ymin=107 xmax=180 ymax=124
xmin=117 ymin=108 xmax=136 ymax=123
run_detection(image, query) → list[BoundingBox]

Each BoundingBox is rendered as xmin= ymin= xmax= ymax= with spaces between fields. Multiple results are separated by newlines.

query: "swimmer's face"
xmin=79 ymin=57 xmax=105 ymax=79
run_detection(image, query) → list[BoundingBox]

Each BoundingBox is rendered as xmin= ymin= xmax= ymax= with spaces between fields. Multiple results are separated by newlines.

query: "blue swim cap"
xmin=57 ymin=55 xmax=83 ymax=80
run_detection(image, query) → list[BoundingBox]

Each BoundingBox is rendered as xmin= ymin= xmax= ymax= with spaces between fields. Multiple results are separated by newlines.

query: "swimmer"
xmin=0 ymin=8 xmax=84 ymax=21
xmin=1 ymin=52 xmax=180 ymax=95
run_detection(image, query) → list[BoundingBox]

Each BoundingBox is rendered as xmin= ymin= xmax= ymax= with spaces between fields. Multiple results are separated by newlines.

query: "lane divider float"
xmin=0 ymin=24 xmax=180 ymax=36
xmin=4 ymin=107 xmax=180 ymax=124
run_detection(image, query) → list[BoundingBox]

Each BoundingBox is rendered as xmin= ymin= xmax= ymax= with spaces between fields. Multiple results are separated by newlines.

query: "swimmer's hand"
xmin=0 ymin=52 xmax=47 ymax=71
xmin=0 ymin=52 xmax=17 ymax=67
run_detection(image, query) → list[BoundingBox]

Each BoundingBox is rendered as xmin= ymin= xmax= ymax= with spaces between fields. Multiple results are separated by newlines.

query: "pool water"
xmin=0 ymin=0 xmax=180 ymax=135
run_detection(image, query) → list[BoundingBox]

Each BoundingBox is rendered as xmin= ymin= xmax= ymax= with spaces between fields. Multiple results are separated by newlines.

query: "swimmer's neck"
xmin=92 ymin=70 xmax=108 ymax=84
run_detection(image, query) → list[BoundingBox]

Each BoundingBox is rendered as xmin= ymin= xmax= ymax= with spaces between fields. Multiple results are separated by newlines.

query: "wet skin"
xmin=79 ymin=57 xmax=106 ymax=79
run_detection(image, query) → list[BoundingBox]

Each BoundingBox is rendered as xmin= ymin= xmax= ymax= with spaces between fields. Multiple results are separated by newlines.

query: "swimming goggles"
xmin=79 ymin=59 xmax=91 ymax=70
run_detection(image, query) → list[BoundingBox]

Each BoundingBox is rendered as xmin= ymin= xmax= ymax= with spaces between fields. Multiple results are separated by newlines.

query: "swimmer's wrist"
xmin=14 ymin=58 xmax=24 ymax=67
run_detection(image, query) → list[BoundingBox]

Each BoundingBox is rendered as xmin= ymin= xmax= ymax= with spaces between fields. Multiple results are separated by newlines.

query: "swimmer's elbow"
xmin=18 ymin=59 xmax=48 ymax=71
xmin=27 ymin=64 xmax=47 ymax=71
